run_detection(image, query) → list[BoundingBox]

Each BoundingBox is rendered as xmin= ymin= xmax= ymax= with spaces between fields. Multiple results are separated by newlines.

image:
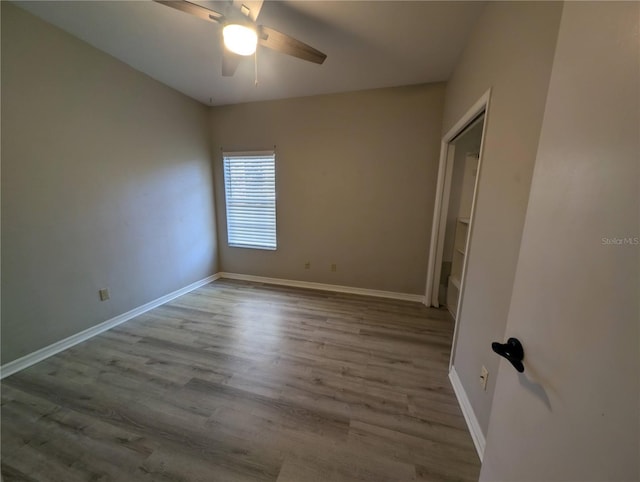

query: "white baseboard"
xmin=449 ymin=366 xmax=486 ymax=461
xmin=1 ymin=271 xmax=423 ymax=379
xmin=0 ymin=273 xmax=220 ymax=379
xmin=217 ymin=272 xmax=425 ymax=303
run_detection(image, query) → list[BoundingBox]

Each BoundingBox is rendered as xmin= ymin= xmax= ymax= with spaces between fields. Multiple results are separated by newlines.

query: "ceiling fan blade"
xmin=233 ymin=0 xmax=264 ymax=21
xmin=154 ymin=1 xmax=224 ymax=23
xmin=257 ymin=26 xmax=327 ymax=65
xmin=222 ymin=49 xmax=242 ymax=77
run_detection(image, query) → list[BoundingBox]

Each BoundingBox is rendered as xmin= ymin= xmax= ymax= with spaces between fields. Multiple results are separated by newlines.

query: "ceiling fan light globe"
xmin=223 ymin=24 xmax=257 ymax=56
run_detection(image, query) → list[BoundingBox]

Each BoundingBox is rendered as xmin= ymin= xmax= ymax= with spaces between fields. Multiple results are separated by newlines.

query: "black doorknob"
xmin=491 ymin=337 xmax=525 ymax=373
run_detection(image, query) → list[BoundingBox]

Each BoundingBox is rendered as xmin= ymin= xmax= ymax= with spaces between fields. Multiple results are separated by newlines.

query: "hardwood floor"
xmin=1 ymin=279 xmax=481 ymax=481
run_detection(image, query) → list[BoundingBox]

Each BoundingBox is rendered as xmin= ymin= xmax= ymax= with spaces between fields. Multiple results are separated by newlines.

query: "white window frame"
xmin=222 ymin=150 xmax=277 ymax=250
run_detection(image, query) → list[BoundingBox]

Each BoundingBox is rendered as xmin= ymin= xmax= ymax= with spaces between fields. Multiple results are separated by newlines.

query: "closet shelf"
xmin=449 ymin=275 xmax=461 ymax=290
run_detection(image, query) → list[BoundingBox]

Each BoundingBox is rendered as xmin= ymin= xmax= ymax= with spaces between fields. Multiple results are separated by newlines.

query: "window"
xmin=223 ymin=151 xmax=277 ymax=250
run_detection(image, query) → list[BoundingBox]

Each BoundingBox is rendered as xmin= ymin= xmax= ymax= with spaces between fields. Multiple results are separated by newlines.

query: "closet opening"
xmin=438 ymin=115 xmax=484 ymax=316
xmin=425 ymin=90 xmax=490 ymax=361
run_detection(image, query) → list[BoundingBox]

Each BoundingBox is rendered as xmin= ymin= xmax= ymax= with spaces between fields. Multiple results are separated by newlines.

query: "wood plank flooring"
xmin=1 ymin=279 xmax=480 ymax=481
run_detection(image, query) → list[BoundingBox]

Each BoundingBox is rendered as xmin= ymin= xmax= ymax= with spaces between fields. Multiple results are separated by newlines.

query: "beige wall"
xmin=443 ymin=2 xmax=563 ymax=436
xmin=211 ymin=84 xmax=445 ymax=294
xmin=1 ymin=3 xmax=218 ymax=364
xmin=481 ymin=2 xmax=639 ymax=479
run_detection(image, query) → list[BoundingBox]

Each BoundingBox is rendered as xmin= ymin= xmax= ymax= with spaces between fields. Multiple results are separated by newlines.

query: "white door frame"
xmin=424 ymin=90 xmax=491 ymax=320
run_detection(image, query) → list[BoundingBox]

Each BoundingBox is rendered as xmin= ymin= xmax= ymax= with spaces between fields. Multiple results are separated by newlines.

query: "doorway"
xmin=438 ymin=116 xmax=483 ymax=315
xmin=425 ymin=91 xmax=490 ymax=349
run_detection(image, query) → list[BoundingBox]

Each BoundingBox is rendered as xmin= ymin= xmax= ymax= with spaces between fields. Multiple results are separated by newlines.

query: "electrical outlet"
xmin=99 ymin=288 xmax=110 ymax=301
xmin=480 ymin=366 xmax=489 ymax=391
xmin=331 ymin=263 xmax=337 ymax=272
xmin=304 ymin=261 xmax=311 ymax=269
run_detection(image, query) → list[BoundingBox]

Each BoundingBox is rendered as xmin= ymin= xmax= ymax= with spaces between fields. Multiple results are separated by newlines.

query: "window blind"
xmin=223 ymin=152 xmax=277 ymax=250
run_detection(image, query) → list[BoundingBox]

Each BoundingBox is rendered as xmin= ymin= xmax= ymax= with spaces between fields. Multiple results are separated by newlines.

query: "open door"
xmin=480 ymin=3 xmax=639 ymax=480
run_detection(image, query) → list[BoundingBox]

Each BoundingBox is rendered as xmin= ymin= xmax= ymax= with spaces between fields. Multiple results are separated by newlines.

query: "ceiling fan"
xmin=154 ymin=0 xmax=327 ymax=77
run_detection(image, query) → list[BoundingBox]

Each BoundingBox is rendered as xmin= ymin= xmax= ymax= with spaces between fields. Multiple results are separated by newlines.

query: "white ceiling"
xmin=16 ymin=1 xmax=485 ymax=106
